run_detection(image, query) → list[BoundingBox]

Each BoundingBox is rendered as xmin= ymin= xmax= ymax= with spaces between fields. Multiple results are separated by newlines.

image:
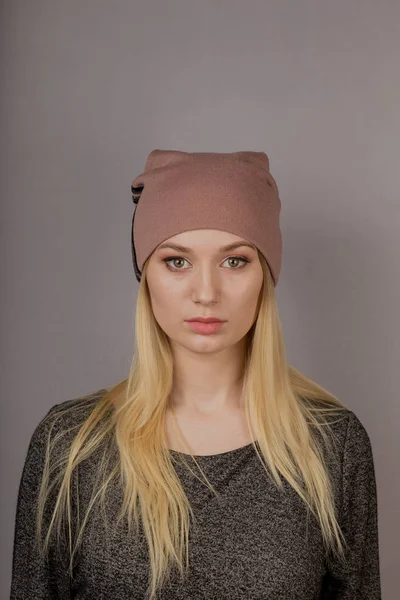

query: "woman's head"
xmin=144 ymin=229 xmax=265 ymax=358
xmin=131 ymin=149 xmax=283 ymax=287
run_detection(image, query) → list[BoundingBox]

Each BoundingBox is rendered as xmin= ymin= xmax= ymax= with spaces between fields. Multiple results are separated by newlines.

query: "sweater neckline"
xmin=168 ymin=440 xmax=257 ymax=459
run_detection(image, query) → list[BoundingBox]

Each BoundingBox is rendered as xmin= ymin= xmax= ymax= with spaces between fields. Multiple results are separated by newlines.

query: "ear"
xmin=144 ymin=149 xmax=189 ymax=172
xmin=131 ymin=149 xmax=189 ymax=203
xmin=235 ymin=151 xmax=270 ymax=171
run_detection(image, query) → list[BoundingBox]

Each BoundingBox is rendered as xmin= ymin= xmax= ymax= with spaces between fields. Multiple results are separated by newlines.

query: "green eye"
xmin=162 ymin=256 xmax=250 ymax=271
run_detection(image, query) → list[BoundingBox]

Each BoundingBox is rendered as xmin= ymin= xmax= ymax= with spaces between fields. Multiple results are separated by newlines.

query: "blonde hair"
xmin=36 ymin=251 xmax=350 ymax=599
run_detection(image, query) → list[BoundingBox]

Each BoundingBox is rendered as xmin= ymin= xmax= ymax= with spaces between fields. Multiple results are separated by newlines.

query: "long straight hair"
xmin=36 ymin=251 xmax=349 ymax=599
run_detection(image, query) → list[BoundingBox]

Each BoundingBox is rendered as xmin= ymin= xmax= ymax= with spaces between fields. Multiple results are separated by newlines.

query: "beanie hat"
xmin=130 ymin=149 xmax=283 ymax=286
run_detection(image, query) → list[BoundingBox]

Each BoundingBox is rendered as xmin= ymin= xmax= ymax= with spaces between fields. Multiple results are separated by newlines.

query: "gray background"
xmin=1 ymin=0 xmax=398 ymax=597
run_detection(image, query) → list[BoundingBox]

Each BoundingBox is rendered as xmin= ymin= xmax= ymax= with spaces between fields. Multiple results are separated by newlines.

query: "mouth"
xmin=185 ymin=321 xmax=225 ymax=335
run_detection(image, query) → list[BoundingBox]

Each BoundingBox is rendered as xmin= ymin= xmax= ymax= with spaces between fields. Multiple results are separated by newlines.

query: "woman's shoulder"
xmin=327 ymin=406 xmax=377 ymax=475
xmin=305 ymin=399 xmax=376 ymax=477
xmin=317 ymin=403 xmax=373 ymax=450
xmin=305 ymin=397 xmax=372 ymax=437
xmin=30 ymin=387 xmax=110 ymax=448
xmin=47 ymin=386 xmax=109 ymax=417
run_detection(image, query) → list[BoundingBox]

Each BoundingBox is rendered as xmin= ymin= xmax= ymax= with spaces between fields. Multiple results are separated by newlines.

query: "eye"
xmin=162 ymin=256 xmax=250 ymax=271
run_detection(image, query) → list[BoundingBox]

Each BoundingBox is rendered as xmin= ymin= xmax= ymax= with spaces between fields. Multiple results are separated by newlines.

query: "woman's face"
xmin=145 ymin=229 xmax=264 ymax=353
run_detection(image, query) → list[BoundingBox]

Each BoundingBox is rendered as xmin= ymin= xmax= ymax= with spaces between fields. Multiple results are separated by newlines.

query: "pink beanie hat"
xmin=130 ymin=149 xmax=283 ymax=286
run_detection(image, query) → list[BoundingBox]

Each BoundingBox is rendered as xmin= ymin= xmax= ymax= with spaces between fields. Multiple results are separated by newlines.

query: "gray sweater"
xmin=10 ymin=388 xmax=381 ymax=599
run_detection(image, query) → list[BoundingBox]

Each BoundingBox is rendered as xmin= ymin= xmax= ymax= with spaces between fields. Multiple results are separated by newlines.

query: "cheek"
xmin=236 ymin=282 xmax=262 ymax=308
xmin=149 ymin=285 xmax=181 ymax=327
xmin=234 ymin=284 xmax=263 ymax=323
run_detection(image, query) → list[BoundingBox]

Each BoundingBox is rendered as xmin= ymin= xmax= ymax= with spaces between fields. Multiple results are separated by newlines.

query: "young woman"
xmin=10 ymin=150 xmax=381 ymax=599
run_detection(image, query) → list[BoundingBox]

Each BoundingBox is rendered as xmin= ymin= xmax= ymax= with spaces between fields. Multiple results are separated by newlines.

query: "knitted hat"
xmin=130 ymin=149 xmax=283 ymax=285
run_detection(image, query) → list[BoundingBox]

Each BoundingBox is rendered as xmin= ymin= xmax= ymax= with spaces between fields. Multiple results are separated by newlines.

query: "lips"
xmin=186 ymin=320 xmax=225 ymax=335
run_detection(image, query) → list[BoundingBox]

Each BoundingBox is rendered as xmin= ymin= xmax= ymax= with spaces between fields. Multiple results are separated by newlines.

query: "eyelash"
xmin=162 ymin=255 xmax=250 ymax=272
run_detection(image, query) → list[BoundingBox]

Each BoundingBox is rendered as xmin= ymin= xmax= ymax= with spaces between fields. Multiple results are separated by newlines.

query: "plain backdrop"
xmin=1 ymin=1 xmax=398 ymax=598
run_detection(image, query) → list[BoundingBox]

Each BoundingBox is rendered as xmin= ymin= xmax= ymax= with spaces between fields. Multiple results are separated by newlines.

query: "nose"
xmin=190 ymin=267 xmax=221 ymax=305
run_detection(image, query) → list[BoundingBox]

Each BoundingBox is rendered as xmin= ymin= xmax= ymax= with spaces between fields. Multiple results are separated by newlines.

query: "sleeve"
xmin=10 ymin=407 xmax=72 ymax=600
xmin=321 ymin=411 xmax=382 ymax=599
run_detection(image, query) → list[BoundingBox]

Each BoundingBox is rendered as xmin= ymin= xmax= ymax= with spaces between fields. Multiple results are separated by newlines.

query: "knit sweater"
xmin=10 ymin=388 xmax=381 ymax=599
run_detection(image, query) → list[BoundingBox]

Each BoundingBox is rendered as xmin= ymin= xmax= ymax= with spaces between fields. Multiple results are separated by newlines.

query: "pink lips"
xmin=186 ymin=321 xmax=225 ymax=335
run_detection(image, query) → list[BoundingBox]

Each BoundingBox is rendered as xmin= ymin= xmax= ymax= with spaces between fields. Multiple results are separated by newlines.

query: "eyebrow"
xmin=157 ymin=241 xmax=257 ymax=253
